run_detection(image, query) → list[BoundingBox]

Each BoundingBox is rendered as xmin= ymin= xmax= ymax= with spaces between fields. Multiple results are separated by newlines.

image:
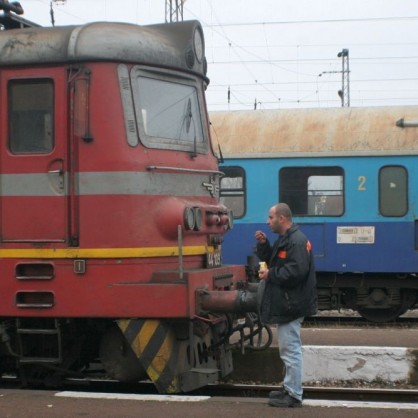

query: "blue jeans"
xmin=276 ymin=317 xmax=304 ymax=401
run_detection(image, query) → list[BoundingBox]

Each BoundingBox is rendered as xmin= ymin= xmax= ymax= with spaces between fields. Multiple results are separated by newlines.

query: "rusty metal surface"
xmin=210 ymin=107 xmax=418 ymax=156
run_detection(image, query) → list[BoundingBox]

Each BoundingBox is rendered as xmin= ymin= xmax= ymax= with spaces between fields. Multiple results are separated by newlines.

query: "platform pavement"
xmin=1 ymin=388 xmax=417 ymax=417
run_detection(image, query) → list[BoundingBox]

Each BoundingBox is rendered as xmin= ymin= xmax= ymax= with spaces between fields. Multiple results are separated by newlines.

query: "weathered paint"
xmin=0 ymin=21 xmax=206 ymax=76
xmin=210 ymin=106 xmax=418 ymax=157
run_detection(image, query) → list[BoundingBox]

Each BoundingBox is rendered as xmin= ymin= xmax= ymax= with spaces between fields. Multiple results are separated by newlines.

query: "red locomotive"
xmin=0 ymin=2 xmax=265 ymax=392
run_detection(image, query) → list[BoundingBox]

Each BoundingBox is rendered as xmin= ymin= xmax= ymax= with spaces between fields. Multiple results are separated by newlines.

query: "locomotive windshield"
xmin=137 ymin=77 xmax=203 ymax=142
xmin=131 ymin=67 xmax=208 ymax=153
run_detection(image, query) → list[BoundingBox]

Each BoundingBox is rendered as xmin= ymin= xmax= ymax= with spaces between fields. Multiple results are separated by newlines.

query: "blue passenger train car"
xmin=211 ymin=106 xmax=418 ymax=321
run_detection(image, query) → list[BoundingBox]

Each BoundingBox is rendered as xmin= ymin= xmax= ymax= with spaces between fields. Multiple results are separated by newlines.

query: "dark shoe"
xmin=268 ymin=389 xmax=285 ymax=399
xmin=268 ymin=392 xmax=302 ymax=408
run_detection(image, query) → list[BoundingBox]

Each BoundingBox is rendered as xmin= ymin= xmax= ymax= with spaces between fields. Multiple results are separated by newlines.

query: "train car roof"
xmin=0 ymin=20 xmax=206 ymax=76
xmin=210 ymin=106 xmax=418 ymax=157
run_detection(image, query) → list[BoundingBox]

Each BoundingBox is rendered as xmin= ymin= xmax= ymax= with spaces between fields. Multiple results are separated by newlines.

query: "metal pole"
xmin=165 ymin=0 xmax=184 ymax=22
xmin=346 ymin=51 xmax=350 ymax=107
xmin=337 ymin=49 xmax=350 ymax=107
xmin=341 ymin=54 xmax=345 ymax=106
xmin=178 ymin=225 xmax=183 ymax=280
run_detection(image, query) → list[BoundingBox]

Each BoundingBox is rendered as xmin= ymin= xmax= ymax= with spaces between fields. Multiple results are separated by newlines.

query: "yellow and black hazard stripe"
xmin=117 ymin=318 xmax=181 ymax=393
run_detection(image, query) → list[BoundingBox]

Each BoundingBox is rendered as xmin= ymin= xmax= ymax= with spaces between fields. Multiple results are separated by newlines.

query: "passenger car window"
xmin=8 ymin=80 xmax=54 ymax=154
xmin=379 ymin=166 xmax=408 ymax=216
xmin=280 ymin=167 xmax=344 ymax=216
xmin=220 ymin=166 xmax=246 ymax=218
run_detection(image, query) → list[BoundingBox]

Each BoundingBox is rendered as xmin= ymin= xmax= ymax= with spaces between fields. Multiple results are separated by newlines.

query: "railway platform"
xmin=229 ymin=316 xmax=418 ymax=386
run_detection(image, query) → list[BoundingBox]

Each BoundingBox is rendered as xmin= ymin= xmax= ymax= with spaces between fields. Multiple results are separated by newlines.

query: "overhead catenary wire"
xmin=182 ymin=4 xmax=418 ymax=109
xmin=22 ymin=1 xmax=418 ymax=109
xmin=203 ymin=15 xmax=418 ymax=27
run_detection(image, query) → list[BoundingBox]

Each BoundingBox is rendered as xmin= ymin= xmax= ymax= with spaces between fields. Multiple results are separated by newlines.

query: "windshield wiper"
xmin=184 ymin=98 xmax=197 ymax=158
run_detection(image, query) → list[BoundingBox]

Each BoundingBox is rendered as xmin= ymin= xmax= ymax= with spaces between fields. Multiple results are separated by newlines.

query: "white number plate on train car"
xmin=206 ymin=250 xmax=222 ymax=268
xmin=337 ymin=226 xmax=375 ymax=244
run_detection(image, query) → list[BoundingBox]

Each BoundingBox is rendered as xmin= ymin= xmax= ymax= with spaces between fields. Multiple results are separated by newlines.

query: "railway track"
xmin=304 ymin=314 xmax=418 ymax=328
xmin=1 ymin=376 xmax=417 ymax=404
xmin=202 ymin=383 xmax=418 ymax=403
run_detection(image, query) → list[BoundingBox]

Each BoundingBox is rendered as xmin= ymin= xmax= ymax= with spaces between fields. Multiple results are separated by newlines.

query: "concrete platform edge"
xmin=303 ymin=345 xmax=418 ymax=384
xmin=229 ymin=346 xmax=418 ymax=385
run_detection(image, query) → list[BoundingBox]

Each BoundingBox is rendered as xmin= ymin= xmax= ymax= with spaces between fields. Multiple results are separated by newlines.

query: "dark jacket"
xmin=256 ymin=224 xmax=317 ymax=324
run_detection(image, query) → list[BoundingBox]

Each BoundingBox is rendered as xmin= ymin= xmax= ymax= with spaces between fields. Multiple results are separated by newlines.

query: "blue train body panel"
xmin=221 ymin=155 xmax=418 ymax=275
xmin=222 ymin=221 xmax=417 ymax=273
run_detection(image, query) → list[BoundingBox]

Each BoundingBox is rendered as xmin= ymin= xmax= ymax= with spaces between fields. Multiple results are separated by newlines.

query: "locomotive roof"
xmin=210 ymin=106 xmax=418 ymax=157
xmin=0 ymin=20 xmax=206 ymax=76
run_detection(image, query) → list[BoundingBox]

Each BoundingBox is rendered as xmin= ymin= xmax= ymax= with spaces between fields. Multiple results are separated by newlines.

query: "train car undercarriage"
xmin=0 ymin=284 xmax=272 ymax=393
xmin=317 ymin=272 xmax=418 ymax=322
xmin=0 ymin=313 xmax=271 ymax=393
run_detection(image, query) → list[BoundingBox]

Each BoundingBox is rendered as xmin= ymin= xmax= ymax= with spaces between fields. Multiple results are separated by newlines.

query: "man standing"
xmin=255 ymin=203 xmax=317 ymax=408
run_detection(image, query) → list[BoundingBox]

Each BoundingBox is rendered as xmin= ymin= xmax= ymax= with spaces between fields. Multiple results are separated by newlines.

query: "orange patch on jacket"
xmin=278 ymin=250 xmax=287 ymax=259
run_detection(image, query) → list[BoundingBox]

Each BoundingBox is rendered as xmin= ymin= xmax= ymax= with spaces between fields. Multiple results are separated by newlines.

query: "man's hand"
xmin=255 ymin=230 xmax=267 ymax=244
xmin=258 ymin=268 xmax=269 ymax=281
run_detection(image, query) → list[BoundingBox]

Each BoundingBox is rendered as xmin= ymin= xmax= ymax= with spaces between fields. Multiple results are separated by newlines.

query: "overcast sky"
xmin=15 ymin=0 xmax=418 ymax=111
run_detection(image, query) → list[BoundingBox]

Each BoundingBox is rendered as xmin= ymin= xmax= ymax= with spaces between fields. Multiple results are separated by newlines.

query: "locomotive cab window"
xmin=220 ymin=166 xmax=246 ymax=218
xmin=379 ymin=165 xmax=408 ymax=216
xmin=131 ymin=67 xmax=207 ymax=153
xmin=8 ymin=80 xmax=54 ymax=154
xmin=280 ymin=167 xmax=344 ymax=216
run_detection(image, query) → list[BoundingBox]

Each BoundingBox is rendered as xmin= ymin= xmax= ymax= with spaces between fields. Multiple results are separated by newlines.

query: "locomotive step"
xmin=18 ymin=357 xmax=61 ymax=364
xmin=16 ymin=328 xmax=59 ymax=335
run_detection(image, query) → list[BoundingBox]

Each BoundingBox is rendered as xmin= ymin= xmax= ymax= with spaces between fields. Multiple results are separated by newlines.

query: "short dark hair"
xmin=275 ymin=203 xmax=292 ymax=220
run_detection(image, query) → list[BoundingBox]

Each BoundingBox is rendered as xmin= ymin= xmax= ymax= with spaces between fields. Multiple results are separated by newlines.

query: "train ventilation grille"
xmin=15 ymin=263 xmax=54 ymax=280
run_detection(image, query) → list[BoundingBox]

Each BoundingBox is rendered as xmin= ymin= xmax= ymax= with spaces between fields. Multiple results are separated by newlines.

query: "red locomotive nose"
xmin=155 ymin=197 xmax=233 ymax=238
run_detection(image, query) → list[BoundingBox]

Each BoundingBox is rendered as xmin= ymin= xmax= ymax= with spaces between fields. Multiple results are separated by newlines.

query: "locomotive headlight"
xmin=184 ymin=207 xmax=195 ymax=230
xmin=206 ymin=213 xmax=221 ymax=226
xmin=193 ymin=207 xmax=202 ymax=230
xmin=193 ymin=26 xmax=204 ymax=63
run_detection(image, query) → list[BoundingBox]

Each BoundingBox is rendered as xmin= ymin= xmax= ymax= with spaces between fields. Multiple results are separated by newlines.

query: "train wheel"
xmin=358 ymin=305 xmax=407 ymax=323
xmin=99 ymin=324 xmax=146 ymax=383
xmin=358 ymin=289 xmax=414 ymax=322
